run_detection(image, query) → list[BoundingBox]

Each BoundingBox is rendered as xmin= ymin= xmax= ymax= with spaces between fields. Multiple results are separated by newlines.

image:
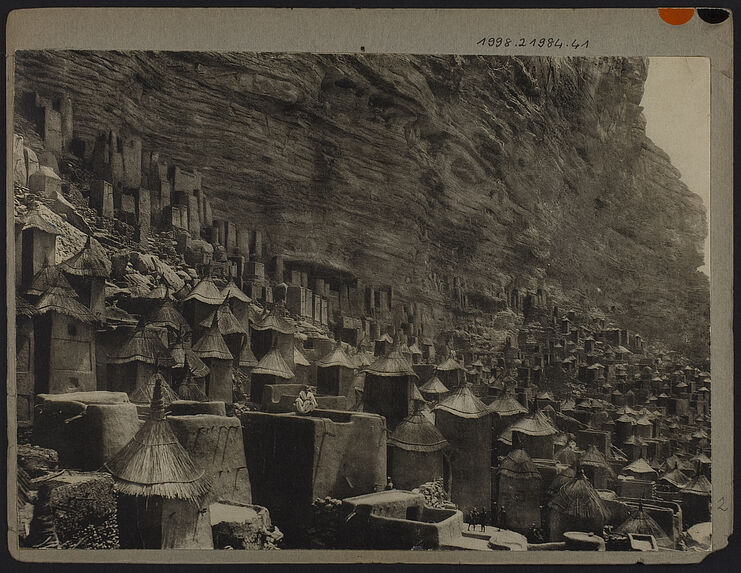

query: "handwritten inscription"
xmin=476 ymin=37 xmax=590 ymax=50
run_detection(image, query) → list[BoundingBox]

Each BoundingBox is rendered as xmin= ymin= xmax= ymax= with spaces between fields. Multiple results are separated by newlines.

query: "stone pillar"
xmin=43 ymin=108 xmax=63 ymax=156
xmin=226 ymin=221 xmax=237 ymax=254
xmin=273 ymin=255 xmax=284 ymax=283
xmin=90 ymin=180 xmax=114 ymax=218
xmin=136 ymin=188 xmax=151 ymax=241
xmin=13 ymin=134 xmax=26 ymax=186
xmin=60 ymin=95 xmax=73 ymax=151
xmin=215 ymin=220 xmax=226 ymax=245
xmin=238 ymin=225 xmax=250 ymax=256
xmin=251 ymin=230 xmax=263 ymax=260
xmin=24 ymin=147 xmax=39 ymax=181
xmin=188 ymin=193 xmax=201 ymax=237
xmin=203 ymin=197 xmax=213 ymax=227
xmin=122 ymin=137 xmax=142 ymax=189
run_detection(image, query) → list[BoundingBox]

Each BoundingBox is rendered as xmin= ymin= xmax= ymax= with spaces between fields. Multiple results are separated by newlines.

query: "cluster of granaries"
xmin=13 ymin=208 xmax=711 ymax=550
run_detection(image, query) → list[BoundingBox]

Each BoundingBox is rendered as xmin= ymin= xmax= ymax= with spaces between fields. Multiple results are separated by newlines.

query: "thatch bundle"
xmin=177 ymin=366 xmax=209 ymax=402
xmin=171 ymin=345 xmax=210 ymax=378
xmin=105 ymin=377 xmax=211 ymax=501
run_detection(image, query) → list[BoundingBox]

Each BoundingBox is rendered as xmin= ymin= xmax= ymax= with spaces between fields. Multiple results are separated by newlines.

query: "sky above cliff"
xmin=642 ymin=57 xmax=710 ymax=276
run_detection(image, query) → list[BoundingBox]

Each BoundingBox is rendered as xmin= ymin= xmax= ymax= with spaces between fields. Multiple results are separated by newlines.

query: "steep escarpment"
xmin=13 ymin=51 xmax=709 ymax=360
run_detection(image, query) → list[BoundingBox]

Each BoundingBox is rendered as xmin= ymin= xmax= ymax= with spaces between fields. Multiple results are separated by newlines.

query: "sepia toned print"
xmin=10 ymin=49 xmax=714 ymax=556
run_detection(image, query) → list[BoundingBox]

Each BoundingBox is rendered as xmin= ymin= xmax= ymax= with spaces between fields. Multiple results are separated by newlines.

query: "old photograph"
xmin=10 ymin=49 xmax=714 ymax=555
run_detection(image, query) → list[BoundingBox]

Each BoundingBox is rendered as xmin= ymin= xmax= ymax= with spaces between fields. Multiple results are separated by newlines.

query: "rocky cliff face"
xmin=14 ymin=51 xmax=709 ymax=360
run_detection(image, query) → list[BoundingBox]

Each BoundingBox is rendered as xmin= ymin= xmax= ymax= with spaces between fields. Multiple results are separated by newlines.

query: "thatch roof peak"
xmin=105 ymin=376 xmax=210 ymax=501
xmin=108 ymin=326 xmax=176 ymax=365
xmin=252 ymin=347 xmax=294 ymax=379
xmin=365 ymin=348 xmax=417 ymax=378
xmin=317 ymin=343 xmax=355 ymax=369
xmin=220 ymin=280 xmax=252 ymax=304
xmin=498 ymin=449 xmax=541 ymax=480
xmin=191 ymin=324 xmax=233 ymax=361
xmin=59 ymin=235 xmax=111 ymax=278
xmin=388 ymin=411 xmax=448 ymax=453
xmin=433 ymin=385 xmax=489 ymax=419
xmin=419 ymin=376 xmax=449 ymax=395
xmin=183 ymin=277 xmax=225 ymax=306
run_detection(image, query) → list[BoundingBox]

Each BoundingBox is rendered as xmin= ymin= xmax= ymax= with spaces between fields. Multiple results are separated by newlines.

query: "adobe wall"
xmin=168 ymin=414 xmax=251 ymax=505
xmin=435 ymin=410 xmax=492 ymax=514
xmin=240 ymin=409 xmax=386 ymax=541
xmin=387 ymin=448 xmax=445 ymax=492
xmin=47 ymin=314 xmax=96 ymax=393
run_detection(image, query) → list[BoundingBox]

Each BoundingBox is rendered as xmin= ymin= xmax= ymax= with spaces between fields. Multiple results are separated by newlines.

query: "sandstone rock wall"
xmin=13 ymin=52 xmax=709 ymax=360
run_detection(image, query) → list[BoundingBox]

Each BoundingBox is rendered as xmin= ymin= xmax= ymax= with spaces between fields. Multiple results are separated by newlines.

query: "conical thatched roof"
xmin=581 ymin=445 xmax=615 ymax=477
xmin=251 ymin=306 xmax=295 ymax=334
xmin=682 ymin=475 xmax=712 ymax=496
xmin=105 ymin=376 xmax=210 ymax=501
xmin=59 ymin=235 xmax=111 ymax=278
xmin=365 ymin=345 xmax=417 ymax=377
xmin=220 ymin=280 xmax=251 ymax=304
xmin=15 ymin=295 xmax=39 ymax=319
xmin=316 ymin=342 xmax=355 ymax=369
xmin=659 ymin=468 xmax=690 ymax=489
xmin=548 ymin=467 xmax=576 ymax=496
xmin=22 ymin=208 xmax=61 ymax=235
xmin=375 ymin=333 xmax=393 ymax=344
xmin=411 ymin=384 xmax=426 ymax=403
xmin=171 ymin=345 xmax=210 ymax=378
xmin=183 ymin=277 xmax=225 ymax=306
xmin=35 ymin=283 xmax=97 ymax=324
xmin=176 ymin=365 xmax=209 ymax=402
xmin=293 ymin=346 xmax=310 ymax=367
xmin=200 ymin=303 xmax=247 ymax=337
xmin=149 ymin=301 xmax=191 ymax=334
xmin=436 ymin=356 xmax=464 ymax=372
xmin=251 ymin=347 xmax=294 ymax=379
xmin=419 ymin=376 xmax=449 ymax=395
xmin=508 ymin=411 xmax=557 ymax=437
xmin=191 ymin=324 xmax=233 ymax=361
xmin=107 ymin=326 xmax=175 ymax=365
xmin=239 ymin=343 xmax=259 ymax=368
xmin=27 ymin=266 xmax=75 ymax=298
xmin=498 ymin=449 xmax=541 ymax=480
xmin=106 ymin=301 xmax=139 ymax=325
xmin=408 ymin=342 xmax=423 ymax=356
xmin=388 ymin=411 xmax=448 ymax=452
xmin=129 ymin=372 xmax=179 ymax=406
xmin=548 ymin=470 xmax=608 ymax=521
xmin=488 ymin=395 xmax=528 ymax=416
xmin=615 ymin=503 xmax=672 ymax=548
xmin=623 ymin=458 xmax=657 ymax=476
xmin=433 ymin=385 xmax=489 ymax=419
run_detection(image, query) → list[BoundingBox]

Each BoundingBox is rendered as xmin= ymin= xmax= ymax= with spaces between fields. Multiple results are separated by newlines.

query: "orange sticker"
xmin=658 ymin=8 xmax=695 ymax=26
